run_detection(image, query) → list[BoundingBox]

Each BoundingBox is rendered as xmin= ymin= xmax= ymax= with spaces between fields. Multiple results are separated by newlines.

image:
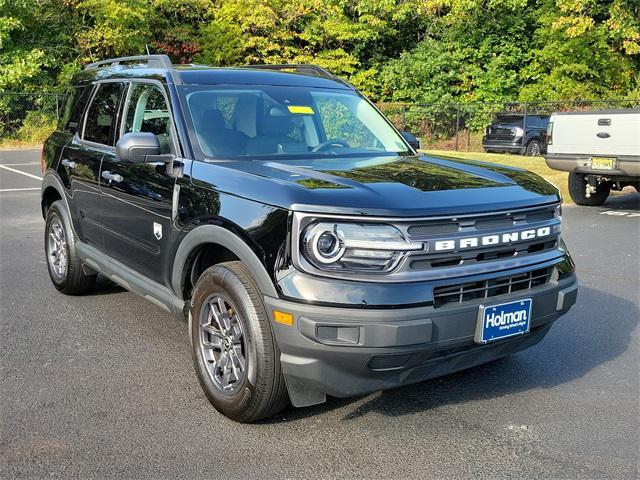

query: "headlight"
xmin=513 ymin=126 xmax=524 ymax=137
xmin=302 ymin=222 xmax=422 ymax=272
xmin=553 ymin=203 xmax=563 ymax=235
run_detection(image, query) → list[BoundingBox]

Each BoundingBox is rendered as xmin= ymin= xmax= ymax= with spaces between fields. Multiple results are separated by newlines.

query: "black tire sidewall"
xmin=568 ymin=172 xmax=610 ymax=206
xmin=189 ymin=264 xmax=269 ymax=420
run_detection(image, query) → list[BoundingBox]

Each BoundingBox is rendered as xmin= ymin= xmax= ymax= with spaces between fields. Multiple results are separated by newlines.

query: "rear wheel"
xmin=44 ymin=200 xmax=96 ymax=294
xmin=525 ymin=139 xmax=542 ymax=156
xmin=568 ymin=172 xmax=610 ymax=206
xmin=189 ymin=261 xmax=288 ymax=422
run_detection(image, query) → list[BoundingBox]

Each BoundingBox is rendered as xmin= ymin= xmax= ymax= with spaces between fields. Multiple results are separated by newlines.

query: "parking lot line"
xmin=0 ymin=187 xmax=41 ymax=192
xmin=0 ymin=164 xmax=42 ymax=181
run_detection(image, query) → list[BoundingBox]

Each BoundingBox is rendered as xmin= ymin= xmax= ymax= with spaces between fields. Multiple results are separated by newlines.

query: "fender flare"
xmin=171 ymin=225 xmax=278 ymax=299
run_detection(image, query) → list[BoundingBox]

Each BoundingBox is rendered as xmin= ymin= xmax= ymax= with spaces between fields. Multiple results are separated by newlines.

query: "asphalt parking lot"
xmin=1 ymin=149 xmax=638 ymax=479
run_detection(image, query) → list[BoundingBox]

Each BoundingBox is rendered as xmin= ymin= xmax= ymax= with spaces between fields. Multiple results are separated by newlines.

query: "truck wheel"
xmin=44 ymin=200 xmax=96 ymax=294
xmin=189 ymin=261 xmax=288 ymax=422
xmin=568 ymin=172 xmax=610 ymax=206
xmin=525 ymin=139 xmax=542 ymax=156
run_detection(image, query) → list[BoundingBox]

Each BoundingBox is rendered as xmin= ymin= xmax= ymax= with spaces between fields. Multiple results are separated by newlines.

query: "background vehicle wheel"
xmin=525 ymin=139 xmax=542 ymax=156
xmin=189 ymin=261 xmax=288 ymax=422
xmin=44 ymin=200 xmax=96 ymax=294
xmin=568 ymin=172 xmax=610 ymax=206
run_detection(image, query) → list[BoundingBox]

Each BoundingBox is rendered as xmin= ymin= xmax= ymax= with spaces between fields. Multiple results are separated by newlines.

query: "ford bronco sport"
xmin=41 ymin=55 xmax=578 ymax=422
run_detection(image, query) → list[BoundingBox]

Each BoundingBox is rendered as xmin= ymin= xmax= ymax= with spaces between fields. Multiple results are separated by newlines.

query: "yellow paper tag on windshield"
xmin=287 ymin=105 xmax=315 ymax=115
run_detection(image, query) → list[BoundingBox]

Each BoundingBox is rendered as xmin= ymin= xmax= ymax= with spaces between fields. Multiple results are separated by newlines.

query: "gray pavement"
xmin=1 ymin=150 xmax=639 ymax=479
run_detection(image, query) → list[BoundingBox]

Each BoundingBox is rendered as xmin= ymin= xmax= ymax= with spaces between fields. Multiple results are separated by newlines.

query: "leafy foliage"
xmin=0 ymin=0 xmax=637 ymax=102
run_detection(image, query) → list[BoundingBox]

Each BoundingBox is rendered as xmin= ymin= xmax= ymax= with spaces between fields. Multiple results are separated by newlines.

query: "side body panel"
xmin=100 ymin=155 xmax=177 ymax=284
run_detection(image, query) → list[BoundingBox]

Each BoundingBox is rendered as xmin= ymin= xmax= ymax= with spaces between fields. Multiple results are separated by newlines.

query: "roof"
xmin=176 ymin=67 xmax=353 ymax=89
xmin=72 ymin=55 xmax=353 ymax=90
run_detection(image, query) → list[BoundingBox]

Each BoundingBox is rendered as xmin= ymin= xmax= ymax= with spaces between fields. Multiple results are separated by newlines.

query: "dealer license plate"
xmin=590 ymin=157 xmax=616 ymax=170
xmin=475 ymin=299 xmax=532 ymax=344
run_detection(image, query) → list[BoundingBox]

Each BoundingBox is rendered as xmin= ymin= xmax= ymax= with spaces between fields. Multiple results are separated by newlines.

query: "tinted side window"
xmin=123 ymin=83 xmax=173 ymax=153
xmin=83 ymin=82 xmax=125 ymax=146
xmin=59 ymin=86 xmax=92 ymax=133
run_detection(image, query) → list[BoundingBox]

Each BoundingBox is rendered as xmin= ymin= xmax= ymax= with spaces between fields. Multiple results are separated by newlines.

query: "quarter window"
xmin=83 ymin=82 xmax=125 ymax=145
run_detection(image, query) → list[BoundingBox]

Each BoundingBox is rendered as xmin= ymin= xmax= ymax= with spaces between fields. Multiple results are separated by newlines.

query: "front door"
xmin=99 ymin=81 xmax=178 ymax=284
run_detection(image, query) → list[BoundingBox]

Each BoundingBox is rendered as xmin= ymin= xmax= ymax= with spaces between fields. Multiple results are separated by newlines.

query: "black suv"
xmin=483 ymin=114 xmax=550 ymax=156
xmin=41 ymin=55 xmax=577 ymax=422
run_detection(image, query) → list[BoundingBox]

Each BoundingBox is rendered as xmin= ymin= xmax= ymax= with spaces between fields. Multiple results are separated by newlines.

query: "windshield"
xmin=180 ymin=85 xmax=409 ymax=159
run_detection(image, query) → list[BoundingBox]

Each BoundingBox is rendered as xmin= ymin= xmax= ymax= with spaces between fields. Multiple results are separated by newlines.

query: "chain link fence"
xmin=378 ymin=99 xmax=640 ymax=152
xmin=0 ymin=92 xmax=65 ymax=146
xmin=1 ymin=92 xmax=638 ymax=151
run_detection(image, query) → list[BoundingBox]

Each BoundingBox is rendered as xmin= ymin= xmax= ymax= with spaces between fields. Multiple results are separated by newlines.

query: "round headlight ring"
xmin=309 ymin=228 xmax=345 ymax=264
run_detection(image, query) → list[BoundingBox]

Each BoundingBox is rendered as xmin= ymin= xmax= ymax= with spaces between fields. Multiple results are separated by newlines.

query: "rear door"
xmin=99 ymin=80 xmax=178 ymax=284
xmin=59 ymin=81 xmax=125 ymax=247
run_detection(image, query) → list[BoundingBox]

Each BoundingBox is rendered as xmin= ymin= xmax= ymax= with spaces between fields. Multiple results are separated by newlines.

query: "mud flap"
xmin=283 ymin=374 xmax=327 ymax=408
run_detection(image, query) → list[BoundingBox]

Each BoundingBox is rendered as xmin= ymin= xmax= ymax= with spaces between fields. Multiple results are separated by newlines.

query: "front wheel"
xmin=568 ymin=172 xmax=610 ymax=206
xmin=189 ymin=261 xmax=288 ymax=422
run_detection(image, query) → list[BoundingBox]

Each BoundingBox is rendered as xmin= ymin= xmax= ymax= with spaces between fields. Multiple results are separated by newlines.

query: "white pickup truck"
xmin=545 ymin=110 xmax=640 ymax=205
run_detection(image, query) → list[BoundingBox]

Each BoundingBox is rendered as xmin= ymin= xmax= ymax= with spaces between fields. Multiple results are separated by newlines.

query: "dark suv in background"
xmin=41 ymin=55 xmax=577 ymax=422
xmin=482 ymin=114 xmax=550 ymax=156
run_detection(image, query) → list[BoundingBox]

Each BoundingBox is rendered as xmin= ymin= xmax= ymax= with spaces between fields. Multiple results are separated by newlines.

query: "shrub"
xmin=16 ymin=110 xmax=57 ymax=144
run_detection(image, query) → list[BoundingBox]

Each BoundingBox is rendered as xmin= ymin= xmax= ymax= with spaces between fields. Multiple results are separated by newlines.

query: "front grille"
xmin=405 ymin=205 xmax=560 ymax=271
xmin=433 ymin=267 xmax=553 ymax=308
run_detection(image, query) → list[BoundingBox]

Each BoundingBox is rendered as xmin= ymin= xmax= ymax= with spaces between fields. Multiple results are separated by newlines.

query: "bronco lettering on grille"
xmin=433 ymin=227 xmax=552 ymax=252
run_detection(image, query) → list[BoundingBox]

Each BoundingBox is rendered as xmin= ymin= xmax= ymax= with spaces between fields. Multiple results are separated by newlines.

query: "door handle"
xmin=101 ymin=171 xmax=124 ymax=183
xmin=597 ymin=132 xmax=610 ymax=138
xmin=61 ymin=159 xmax=77 ymax=169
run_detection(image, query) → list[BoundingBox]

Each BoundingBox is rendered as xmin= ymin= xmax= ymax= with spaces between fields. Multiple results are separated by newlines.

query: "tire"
xmin=525 ymin=139 xmax=542 ymax=156
xmin=44 ymin=200 xmax=96 ymax=295
xmin=189 ymin=261 xmax=288 ymax=422
xmin=568 ymin=172 xmax=611 ymax=206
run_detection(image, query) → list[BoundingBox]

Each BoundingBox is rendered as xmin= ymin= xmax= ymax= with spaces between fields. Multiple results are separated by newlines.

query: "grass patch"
xmin=424 ymin=150 xmax=571 ymax=203
xmin=0 ymin=140 xmax=44 ymax=150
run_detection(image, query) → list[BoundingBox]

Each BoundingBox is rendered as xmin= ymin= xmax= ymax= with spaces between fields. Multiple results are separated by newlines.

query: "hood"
xmin=190 ymin=154 xmax=560 ymax=217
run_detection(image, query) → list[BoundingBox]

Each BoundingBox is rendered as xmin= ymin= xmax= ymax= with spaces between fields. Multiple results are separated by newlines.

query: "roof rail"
xmin=84 ymin=54 xmax=173 ymax=71
xmin=240 ymin=64 xmax=336 ymax=80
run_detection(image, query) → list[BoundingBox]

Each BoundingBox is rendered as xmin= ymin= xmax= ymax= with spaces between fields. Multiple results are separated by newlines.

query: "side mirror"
xmin=401 ymin=131 xmax=420 ymax=151
xmin=116 ymin=132 xmax=161 ymax=163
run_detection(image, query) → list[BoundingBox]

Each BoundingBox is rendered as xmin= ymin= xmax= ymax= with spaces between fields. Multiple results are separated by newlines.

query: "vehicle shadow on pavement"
xmin=87 ymin=276 xmax=127 ymax=296
xmin=267 ymin=285 xmax=638 ymax=423
xmin=601 ymin=190 xmax=639 ymax=210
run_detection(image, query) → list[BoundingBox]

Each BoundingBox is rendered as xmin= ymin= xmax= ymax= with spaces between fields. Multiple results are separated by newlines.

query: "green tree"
xmin=519 ymin=0 xmax=640 ymax=100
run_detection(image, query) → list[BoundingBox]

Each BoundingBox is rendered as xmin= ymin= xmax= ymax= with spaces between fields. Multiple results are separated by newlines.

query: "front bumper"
xmin=265 ymin=273 xmax=577 ymax=407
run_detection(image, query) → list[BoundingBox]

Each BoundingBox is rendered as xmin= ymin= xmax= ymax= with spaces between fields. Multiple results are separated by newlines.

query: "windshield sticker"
xmin=287 ymin=105 xmax=315 ymax=115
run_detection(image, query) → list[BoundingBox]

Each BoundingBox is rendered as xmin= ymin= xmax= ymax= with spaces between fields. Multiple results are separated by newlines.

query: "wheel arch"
xmin=171 ymin=225 xmax=278 ymax=301
xmin=40 ymin=173 xmax=67 ymax=218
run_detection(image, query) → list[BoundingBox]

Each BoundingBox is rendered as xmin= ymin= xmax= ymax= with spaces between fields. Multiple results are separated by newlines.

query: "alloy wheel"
xmin=47 ymin=217 xmax=68 ymax=280
xmin=199 ymin=294 xmax=247 ymax=395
